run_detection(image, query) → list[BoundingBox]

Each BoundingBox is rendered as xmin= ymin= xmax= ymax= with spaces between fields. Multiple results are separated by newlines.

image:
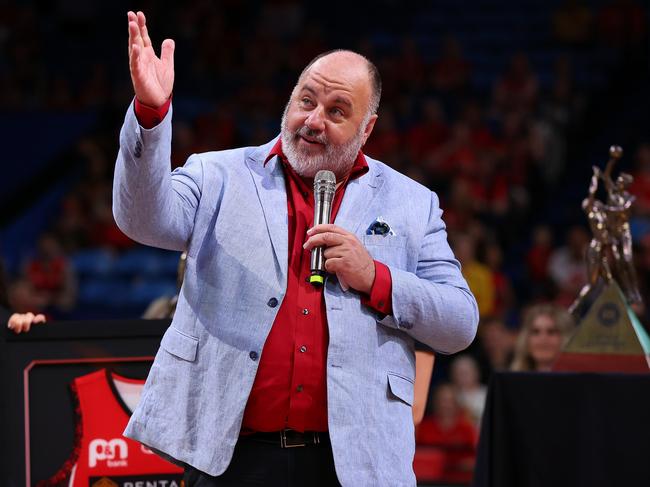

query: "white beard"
xmin=280 ymin=104 xmax=369 ymax=180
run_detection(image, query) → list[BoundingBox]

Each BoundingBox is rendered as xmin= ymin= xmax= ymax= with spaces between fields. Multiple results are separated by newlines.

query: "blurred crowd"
xmin=1 ymin=0 xmax=648 ymax=484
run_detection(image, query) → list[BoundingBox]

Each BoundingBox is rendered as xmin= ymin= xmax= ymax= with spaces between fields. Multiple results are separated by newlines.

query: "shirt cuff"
xmin=361 ymin=260 xmax=393 ymax=315
xmin=134 ymin=97 xmax=171 ymax=129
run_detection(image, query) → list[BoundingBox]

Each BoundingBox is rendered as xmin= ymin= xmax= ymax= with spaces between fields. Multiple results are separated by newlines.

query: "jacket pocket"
xmin=362 ymin=235 xmax=406 ymax=248
xmin=160 ymin=327 xmax=199 ymax=362
xmin=387 ymin=372 xmax=414 ymax=406
xmin=362 ymin=235 xmax=408 ymax=269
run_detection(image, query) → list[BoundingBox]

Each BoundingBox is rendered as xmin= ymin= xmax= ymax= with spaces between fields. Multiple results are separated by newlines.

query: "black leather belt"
xmin=244 ymin=429 xmax=329 ymax=448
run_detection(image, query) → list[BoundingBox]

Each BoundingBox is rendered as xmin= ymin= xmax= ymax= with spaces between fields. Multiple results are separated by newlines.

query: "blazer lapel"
xmin=335 ymin=160 xmax=385 ymax=235
xmin=245 ymin=145 xmax=385 ymax=282
xmin=246 ymin=140 xmax=289 ymax=282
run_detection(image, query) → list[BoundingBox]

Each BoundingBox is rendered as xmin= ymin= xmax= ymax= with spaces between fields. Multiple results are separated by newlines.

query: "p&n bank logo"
xmin=89 ymin=438 xmax=129 ymax=467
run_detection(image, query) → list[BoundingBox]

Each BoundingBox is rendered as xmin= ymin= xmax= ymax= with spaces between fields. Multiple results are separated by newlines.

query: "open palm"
xmin=128 ymin=11 xmax=174 ymax=108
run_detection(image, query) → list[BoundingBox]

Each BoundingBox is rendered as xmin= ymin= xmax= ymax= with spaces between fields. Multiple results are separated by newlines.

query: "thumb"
xmin=161 ymin=38 xmax=175 ymax=68
xmin=338 ymin=274 xmax=350 ymax=292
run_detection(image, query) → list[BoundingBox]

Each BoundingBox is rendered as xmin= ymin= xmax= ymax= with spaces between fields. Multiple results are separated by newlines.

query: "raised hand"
xmin=127 ymin=11 xmax=174 ymax=108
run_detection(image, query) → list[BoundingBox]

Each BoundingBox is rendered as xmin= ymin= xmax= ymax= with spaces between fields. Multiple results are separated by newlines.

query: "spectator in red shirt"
xmin=362 ymin=106 xmax=402 ymax=164
xmin=450 ymin=354 xmax=487 ymax=428
xmin=431 ymin=35 xmax=471 ymax=93
xmin=415 ymin=383 xmax=478 ymax=484
xmin=484 ymin=241 xmax=515 ymax=318
xmin=405 ymin=98 xmax=449 ymax=162
xmin=492 ymin=53 xmax=539 ymax=116
xmin=526 ymin=225 xmax=556 ymax=299
xmin=597 ymin=0 xmax=647 ymax=48
xmin=548 ymin=225 xmax=589 ymax=307
xmin=24 ymin=233 xmax=76 ymax=312
xmin=1 ymin=261 xmax=46 ymax=334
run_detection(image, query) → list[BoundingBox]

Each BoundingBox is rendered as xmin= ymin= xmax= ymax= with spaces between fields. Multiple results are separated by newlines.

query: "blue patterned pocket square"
xmin=366 ymin=216 xmax=396 ymax=236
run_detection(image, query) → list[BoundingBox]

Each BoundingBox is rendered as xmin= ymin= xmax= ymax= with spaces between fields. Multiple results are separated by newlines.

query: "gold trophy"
xmin=555 ymin=146 xmax=650 ymax=372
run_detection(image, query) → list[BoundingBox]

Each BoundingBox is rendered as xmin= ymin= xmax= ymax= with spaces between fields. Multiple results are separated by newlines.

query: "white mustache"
xmin=296 ymin=126 xmax=328 ymax=145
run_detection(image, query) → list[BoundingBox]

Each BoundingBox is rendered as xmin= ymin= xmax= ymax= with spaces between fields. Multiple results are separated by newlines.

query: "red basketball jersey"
xmin=40 ymin=369 xmax=183 ymax=487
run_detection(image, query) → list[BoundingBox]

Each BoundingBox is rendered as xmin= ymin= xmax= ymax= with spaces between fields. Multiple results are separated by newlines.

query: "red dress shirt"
xmin=134 ymin=99 xmax=393 ymax=432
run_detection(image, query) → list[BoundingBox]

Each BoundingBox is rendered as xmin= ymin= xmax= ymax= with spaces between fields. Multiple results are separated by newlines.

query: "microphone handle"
xmin=309 ymin=195 xmax=333 ymax=286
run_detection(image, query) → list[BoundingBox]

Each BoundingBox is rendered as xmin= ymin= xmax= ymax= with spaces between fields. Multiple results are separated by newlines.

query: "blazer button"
xmin=134 ymin=149 xmax=142 ymax=158
xmin=267 ymin=297 xmax=278 ymax=308
xmin=249 ymin=351 xmax=258 ymax=361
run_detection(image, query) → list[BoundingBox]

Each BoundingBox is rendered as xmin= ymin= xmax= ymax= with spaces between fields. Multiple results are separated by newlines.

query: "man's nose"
xmin=305 ymin=106 xmax=325 ymax=132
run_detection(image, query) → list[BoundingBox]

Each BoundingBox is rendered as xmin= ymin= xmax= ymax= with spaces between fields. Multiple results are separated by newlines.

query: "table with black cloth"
xmin=473 ymin=371 xmax=650 ymax=487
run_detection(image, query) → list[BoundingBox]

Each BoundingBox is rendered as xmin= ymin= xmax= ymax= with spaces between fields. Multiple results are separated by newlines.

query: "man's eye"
xmin=301 ymin=98 xmax=313 ymax=106
xmin=330 ymin=108 xmax=343 ymax=116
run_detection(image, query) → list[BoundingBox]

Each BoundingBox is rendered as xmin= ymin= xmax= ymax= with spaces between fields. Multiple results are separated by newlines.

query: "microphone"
xmin=309 ymin=170 xmax=336 ymax=286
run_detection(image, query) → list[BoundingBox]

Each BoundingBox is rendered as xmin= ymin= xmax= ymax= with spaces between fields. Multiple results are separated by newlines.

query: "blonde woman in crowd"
xmin=510 ymin=303 xmax=575 ymax=372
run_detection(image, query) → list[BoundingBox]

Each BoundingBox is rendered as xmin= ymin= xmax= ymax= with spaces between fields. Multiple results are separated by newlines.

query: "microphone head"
xmin=314 ymin=170 xmax=336 ymax=196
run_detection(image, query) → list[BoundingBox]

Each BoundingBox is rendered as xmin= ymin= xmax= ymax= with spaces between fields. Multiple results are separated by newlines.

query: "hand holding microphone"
xmin=304 ymin=171 xmax=375 ymax=294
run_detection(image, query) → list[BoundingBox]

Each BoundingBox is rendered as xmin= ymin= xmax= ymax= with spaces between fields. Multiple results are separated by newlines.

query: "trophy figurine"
xmin=555 ymin=146 xmax=650 ymax=373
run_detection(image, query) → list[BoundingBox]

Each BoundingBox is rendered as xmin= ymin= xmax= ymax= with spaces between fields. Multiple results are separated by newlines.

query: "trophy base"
xmin=553 ymin=281 xmax=650 ymax=373
xmin=554 ymin=352 xmax=650 ymax=373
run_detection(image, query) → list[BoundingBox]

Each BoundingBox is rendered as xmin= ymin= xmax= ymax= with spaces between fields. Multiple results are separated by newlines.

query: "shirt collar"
xmin=264 ymin=137 xmax=369 ymax=183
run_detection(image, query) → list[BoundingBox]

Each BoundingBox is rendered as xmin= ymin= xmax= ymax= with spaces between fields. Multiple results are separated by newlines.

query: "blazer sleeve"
xmin=112 ymin=101 xmax=204 ymax=251
xmin=378 ymin=191 xmax=479 ymax=354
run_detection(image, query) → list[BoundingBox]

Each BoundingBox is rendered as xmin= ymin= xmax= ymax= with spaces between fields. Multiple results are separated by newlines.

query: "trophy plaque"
xmin=554 ymin=146 xmax=650 ymax=373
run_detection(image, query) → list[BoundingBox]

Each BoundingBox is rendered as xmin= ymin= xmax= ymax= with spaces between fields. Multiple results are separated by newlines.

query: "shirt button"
xmin=378 ymin=300 xmax=385 ymax=308
xmin=299 ymin=345 xmax=307 ymax=353
xmin=302 ymin=308 xmax=309 ymax=315
xmin=296 ymin=385 xmax=303 ymax=392
xmin=267 ymin=297 xmax=278 ymax=308
xmin=249 ymin=351 xmax=258 ymax=361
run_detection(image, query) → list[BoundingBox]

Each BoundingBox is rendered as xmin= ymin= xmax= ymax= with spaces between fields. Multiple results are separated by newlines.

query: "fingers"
xmin=130 ymin=43 xmax=141 ymax=79
xmin=128 ymin=18 xmax=143 ymax=59
xmin=137 ymin=11 xmax=152 ymax=48
xmin=304 ymin=224 xmax=353 ymax=251
xmin=161 ymin=38 xmax=175 ymax=69
xmin=323 ymin=246 xmax=346 ymax=259
xmin=7 ymin=312 xmax=46 ymax=333
xmin=8 ymin=312 xmax=36 ymax=334
xmin=303 ymin=231 xmax=346 ymax=251
xmin=127 ymin=11 xmax=146 ymax=57
xmin=7 ymin=313 xmax=18 ymax=332
xmin=324 ymin=257 xmax=344 ymax=273
xmin=307 ymin=224 xmax=349 ymax=237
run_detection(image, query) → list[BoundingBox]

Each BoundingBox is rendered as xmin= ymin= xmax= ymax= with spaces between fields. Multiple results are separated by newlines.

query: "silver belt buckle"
xmin=281 ymin=429 xmax=305 ymax=448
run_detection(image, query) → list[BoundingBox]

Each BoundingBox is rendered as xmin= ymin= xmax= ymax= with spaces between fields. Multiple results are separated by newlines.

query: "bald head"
xmin=298 ymin=49 xmax=382 ymax=116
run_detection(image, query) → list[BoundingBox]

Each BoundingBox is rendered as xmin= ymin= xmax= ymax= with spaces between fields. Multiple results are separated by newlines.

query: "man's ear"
xmin=361 ymin=114 xmax=378 ymax=146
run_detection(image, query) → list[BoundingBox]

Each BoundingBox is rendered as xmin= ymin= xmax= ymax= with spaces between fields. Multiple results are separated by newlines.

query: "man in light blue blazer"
xmin=114 ymin=11 xmax=478 ymax=487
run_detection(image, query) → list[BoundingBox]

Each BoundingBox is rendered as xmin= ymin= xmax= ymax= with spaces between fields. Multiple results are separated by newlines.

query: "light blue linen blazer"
xmin=113 ymin=102 xmax=479 ymax=486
